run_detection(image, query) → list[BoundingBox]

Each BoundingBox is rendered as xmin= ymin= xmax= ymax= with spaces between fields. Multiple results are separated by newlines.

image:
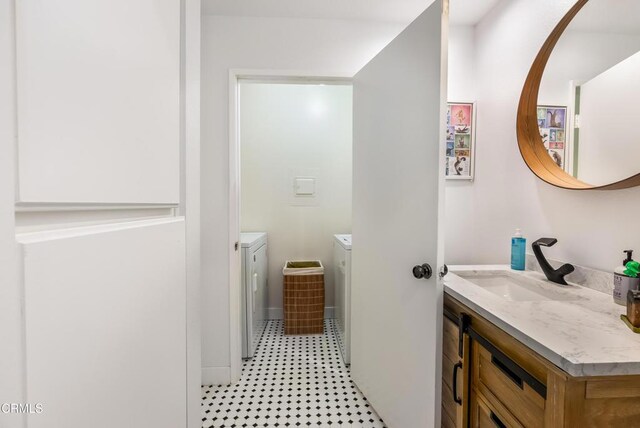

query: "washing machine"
xmin=333 ymin=234 xmax=352 ymax=365
xmin=241 ymin=232 xmax=268 ymax=359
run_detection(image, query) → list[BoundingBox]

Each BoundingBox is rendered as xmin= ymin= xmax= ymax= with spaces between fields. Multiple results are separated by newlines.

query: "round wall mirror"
xmin=517 ymin=0 xmax=640 ymax=189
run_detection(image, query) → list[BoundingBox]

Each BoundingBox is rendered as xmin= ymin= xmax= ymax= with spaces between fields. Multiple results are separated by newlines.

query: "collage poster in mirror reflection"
xmin=445 ymin=102 xmax=475 ymax=180
xmin=537 ymin=105 xmax=567 ymax=169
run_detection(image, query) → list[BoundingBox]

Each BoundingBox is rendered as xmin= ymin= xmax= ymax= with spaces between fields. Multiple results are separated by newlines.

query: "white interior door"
xmin=351 ymin=2 xmax=448 ymax=427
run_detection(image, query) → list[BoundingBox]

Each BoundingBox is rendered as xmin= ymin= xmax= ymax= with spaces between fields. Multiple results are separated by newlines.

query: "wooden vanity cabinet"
xmin=443 ymin=293 xmax=640 ymax=428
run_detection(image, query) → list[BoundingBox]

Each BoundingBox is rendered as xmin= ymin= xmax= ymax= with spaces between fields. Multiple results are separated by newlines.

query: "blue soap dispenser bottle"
xmin=511 ymin=228 xmax=526 ymax=271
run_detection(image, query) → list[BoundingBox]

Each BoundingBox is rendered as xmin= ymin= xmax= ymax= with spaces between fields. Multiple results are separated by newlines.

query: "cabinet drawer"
xmin=471 ymin=392 xmax=523 ymax=428
xmin=476 ymin=345 xmax=545 ymax=428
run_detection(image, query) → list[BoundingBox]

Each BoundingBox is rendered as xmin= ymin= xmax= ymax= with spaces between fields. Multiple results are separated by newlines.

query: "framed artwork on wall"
xmin=537 ymin=105 xmax=567 ymax=170
xmin=445 ymin=102 xmax=476 ymax=180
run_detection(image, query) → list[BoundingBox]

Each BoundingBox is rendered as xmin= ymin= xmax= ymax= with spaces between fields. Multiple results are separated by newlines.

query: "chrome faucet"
xmin=532 ymin=238 xmax=575 ymax=285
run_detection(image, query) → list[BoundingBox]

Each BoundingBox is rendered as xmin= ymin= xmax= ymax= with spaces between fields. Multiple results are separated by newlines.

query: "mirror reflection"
xmin=538 ymin=0 xmax=640 ymax=186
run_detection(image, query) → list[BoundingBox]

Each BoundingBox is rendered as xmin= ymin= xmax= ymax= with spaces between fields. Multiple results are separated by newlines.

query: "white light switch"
xmin=294 ymin=177 xmax=316 ymax=196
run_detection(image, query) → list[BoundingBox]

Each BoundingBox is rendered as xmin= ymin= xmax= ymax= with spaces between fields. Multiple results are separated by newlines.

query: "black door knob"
xmin=440 ymin=264 xmax=449 ymax=278
xmin=412 ymin=263 xmax=432 ymax=279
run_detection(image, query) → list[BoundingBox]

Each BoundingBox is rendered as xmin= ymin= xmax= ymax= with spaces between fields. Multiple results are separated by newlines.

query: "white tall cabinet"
xmin=15 ymin=0 xmax=180 ymax=204
xmin=2 ymin=1 xmax=198 ymax=427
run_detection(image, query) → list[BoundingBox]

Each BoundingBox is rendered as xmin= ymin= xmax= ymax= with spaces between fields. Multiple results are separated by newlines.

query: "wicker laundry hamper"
xmin=282 ymin=261 xmax=325 ymax=335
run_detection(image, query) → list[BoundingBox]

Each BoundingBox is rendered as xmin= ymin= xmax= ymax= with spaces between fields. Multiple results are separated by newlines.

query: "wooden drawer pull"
xmin=490 ymin=411 xmax=507 ymax=428
xmin=491 ymin=355 xmax=523 ymax=390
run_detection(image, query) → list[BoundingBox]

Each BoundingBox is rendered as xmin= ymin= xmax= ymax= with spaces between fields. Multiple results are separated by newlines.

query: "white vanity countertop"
xmin=444 ymin=265 xmax=640 ymax=377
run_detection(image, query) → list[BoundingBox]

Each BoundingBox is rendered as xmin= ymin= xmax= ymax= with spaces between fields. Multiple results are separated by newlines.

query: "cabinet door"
xmin=19 ymin=219 xmax=186 ymax=428
xmin=16 ymin=0 xmax=180 ymax=204
xmin=442 ymin=314 xmax=470 ymax=428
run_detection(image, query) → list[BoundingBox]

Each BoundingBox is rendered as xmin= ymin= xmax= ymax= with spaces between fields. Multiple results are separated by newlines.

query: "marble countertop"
xmin=444 ymin=265 xmax=640 ymax=377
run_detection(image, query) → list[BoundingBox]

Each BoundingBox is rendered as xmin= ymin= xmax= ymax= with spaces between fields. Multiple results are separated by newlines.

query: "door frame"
xmin=227 ymin=69 xmax=352 ymax=381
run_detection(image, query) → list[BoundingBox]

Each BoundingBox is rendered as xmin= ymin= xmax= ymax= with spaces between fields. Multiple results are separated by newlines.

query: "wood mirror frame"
xmin=516 ymin=0 xmax=640 ymax=190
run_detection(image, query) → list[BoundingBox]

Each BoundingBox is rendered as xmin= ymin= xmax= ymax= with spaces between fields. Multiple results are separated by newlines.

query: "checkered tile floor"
xmin=201 ymin=319 xmax=386 ymax=428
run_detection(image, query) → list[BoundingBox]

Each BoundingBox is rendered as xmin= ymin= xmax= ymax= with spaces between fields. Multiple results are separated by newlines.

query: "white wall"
xmin=240 ymin=83 xmax=352 ymax=314
xmin=578 ymin=50 xmax=640 ymax=185
xmin=448 ymin=25 xmax=476 ymax=101
xmin=445 ymin=25 xmax=478 ymax=264
xmin=201 ymin=15 xmax=404 ymax=384
xmin=444 ymin=0 xmax=640 ymax=276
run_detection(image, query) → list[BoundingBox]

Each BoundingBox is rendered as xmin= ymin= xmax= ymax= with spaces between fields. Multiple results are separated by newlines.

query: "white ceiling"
xmin=202 ymin=0 xmax=501 ymax=26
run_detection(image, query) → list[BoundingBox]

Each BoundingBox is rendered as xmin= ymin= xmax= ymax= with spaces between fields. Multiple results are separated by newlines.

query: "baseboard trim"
xmin=325 ymin=306 xmax=334 ymax=319
xmin=267 ymin=306 xmax=335 ymax=320
xmin=266 ymin=308 xmax=283 ymax=320
xmin=201 ymin=366 xmax=231 ymax=386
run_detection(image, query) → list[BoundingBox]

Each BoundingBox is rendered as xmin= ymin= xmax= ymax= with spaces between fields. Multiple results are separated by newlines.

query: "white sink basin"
xmin=454 ymin=270 xmax=582 ymax=302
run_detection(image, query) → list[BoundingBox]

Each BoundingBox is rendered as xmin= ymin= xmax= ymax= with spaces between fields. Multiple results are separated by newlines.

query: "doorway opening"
xmin=230 ymin=74 xmax=353 ymax=367
xmin=209 ymin=73 xmax=386 ymax=427
xmin=236 ymin=78 xmax=353 ymax=353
